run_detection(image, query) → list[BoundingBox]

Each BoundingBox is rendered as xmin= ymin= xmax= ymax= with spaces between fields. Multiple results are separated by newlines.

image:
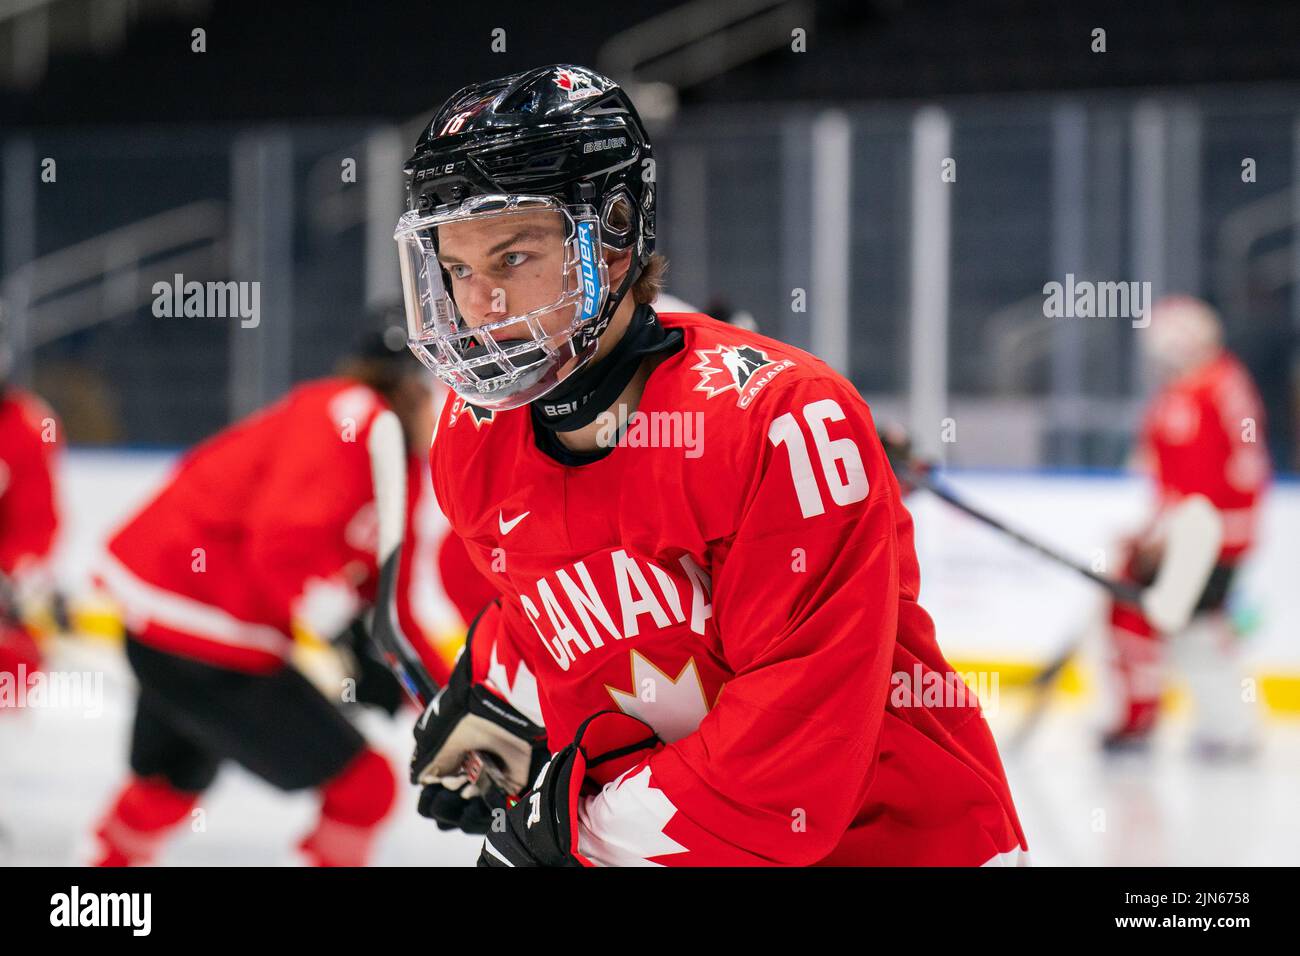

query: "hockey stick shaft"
xmin=0 ymin=573 xmax=18 ymax=628
xmin=895 ymin=460 xmax=1221 ymax=633
xmin=367 ymin=411 xmax=509 ymax=800
xmin=0 ymin=570 xmax=69 ymax=635
xmin=894 ymin=465 xmax=1113 ymax=749
xmin=1004 ymin=631 xmax=1084 ymax=751
xmin=896 ymin=465 xmax=1143 ymax=604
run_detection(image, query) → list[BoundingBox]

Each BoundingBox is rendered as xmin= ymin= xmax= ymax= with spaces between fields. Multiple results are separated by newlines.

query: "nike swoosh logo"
xmin=498 ymin=510 xmax=530 ymax=535
xmin=418 ymin=693 xmax=442 ymax=730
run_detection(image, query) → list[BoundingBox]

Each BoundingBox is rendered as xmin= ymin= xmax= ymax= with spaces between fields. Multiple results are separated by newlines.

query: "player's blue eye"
xmin=503 ymin=252 xmax=529 ymax=267
xmin=447 ymin=264 xmax=471 ymax=279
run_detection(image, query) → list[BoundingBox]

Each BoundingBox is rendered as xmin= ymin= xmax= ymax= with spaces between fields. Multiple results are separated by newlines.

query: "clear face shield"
xmin=394 ymin=194 xmax=609 ymax=412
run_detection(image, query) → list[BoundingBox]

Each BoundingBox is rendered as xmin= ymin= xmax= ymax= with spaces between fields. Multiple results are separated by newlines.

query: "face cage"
xmin=394 ymin=196 xmax=610 ymax=412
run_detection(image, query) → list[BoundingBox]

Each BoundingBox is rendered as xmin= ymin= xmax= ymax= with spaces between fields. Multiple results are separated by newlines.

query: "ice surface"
xmin=3 ymin=455 xmax=1293 ymax=866
xmin=0 ymin=637 xmax=482 ymax=867
xmin=3 ymin=634 xmax=1297 ymax=865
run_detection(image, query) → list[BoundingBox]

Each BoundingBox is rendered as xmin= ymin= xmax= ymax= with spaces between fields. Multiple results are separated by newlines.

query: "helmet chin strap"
xmin=576 ymin=245 xmax=637 ymax=352
xmin=531 ymin=299 xmax=681 ymax=432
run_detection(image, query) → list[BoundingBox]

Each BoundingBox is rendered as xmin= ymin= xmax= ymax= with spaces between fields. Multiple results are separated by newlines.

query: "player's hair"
xmin=336 ymin=356 xmax=410 ymax=401
xmin=634 ymin=254 xmax=668 ymax=306
xmin=336 ymin=324 xmax=424 ymax=403
xmin=606 ymin=196 xmax=666 ymax=305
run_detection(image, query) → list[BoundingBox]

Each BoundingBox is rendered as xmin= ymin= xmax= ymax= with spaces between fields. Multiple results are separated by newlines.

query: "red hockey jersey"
xmin=1139 ymin=352 xmax=1271 ymax=562
xmin=437 ymin=528 xmax=498 ymax=628
xmin=0 ymin=388 xmax=61 ymax=582
xmin=102 ymin=378 xmax=440 ymax=679
xmin=431 ymin=312 xmax=1027 ymax=866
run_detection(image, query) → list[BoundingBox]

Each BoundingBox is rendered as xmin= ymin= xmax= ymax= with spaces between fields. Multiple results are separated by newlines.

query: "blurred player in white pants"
xmin=1102 ymin=296 xmax=1271 ymax=757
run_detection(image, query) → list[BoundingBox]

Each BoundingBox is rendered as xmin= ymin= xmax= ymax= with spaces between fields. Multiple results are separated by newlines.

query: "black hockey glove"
xmin=340 ymin=619 xmax=405 ymax=716
xmin=479 ymin=710 xmax=661 ymax=867
xmin=877 ymin=422 xmax=930 ymax=497
xmin=410 ymin=614 xmax=548 ymax=835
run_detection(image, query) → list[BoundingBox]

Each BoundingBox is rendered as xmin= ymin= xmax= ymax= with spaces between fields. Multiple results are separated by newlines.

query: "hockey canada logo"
xmin=554 ymin=68 xmax=601 ymax=102
xmin=691 ymin=344 xmax=794 ymax=408
xmin=448 ymin=396 xmax=495 ymax=429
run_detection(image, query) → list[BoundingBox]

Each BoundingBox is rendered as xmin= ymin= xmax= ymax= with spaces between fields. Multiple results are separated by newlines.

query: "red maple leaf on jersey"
xmin=691 ymin=344 xmax=780 ymax=400
xmin=448 ymin=396 xmax=495 ymax=429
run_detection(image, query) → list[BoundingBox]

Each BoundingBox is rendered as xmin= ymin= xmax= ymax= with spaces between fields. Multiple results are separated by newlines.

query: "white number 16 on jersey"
xmin=767 ymin=399 xmax=869 ymax=518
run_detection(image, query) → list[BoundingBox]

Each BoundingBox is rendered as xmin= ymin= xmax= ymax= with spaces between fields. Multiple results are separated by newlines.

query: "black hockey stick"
xmin=367 ymin=410 xmax=509 ymax=801
xmin=0 ymin=573 xmax=18 ymax=628
xmin=893 ymin=462 xmax=1221 ymax=634
xmin=1003 ymin=629 xmax=1085 ymax=751
xmin=0 ymin=570 xmax=69 ymax=636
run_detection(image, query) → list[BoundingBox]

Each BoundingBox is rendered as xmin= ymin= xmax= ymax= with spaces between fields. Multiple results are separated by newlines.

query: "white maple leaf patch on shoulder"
xmin=690 ymin=343 xmax=794 ymax=408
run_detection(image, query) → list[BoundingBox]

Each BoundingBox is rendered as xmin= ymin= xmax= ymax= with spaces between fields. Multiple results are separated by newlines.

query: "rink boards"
xmin=50 ymin=451 xmax=1300 ymax=714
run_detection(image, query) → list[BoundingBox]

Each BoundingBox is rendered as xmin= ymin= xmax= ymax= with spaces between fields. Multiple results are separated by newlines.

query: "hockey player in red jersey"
xmin=432 ymin=301 xmax=760 ymax=633
xmin=399 ymin=65 xmax=1027 ymax=866
xmin=90 ymin=328 xmax=436 ymax=866
xmin=0 ymin=360 xmax=63 ymax=699
xmin=1102 ymin=295 xmax=1271 ymax=756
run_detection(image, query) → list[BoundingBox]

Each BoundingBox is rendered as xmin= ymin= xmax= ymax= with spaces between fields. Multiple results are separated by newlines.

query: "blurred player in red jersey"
xmin=398 ymin=65 xmax=1027 ymax=866
xmin=1102 ymin=295 xmax=1271 ymax=757
xmin=0 ymin=338 xmax=64 ymax=702
xmin=89 ymin=325 xmax=439 ymax=866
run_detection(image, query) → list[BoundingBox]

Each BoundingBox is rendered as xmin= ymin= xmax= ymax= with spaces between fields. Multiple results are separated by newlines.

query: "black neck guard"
xmin=531 ymin=304 xmax=682 ymax=432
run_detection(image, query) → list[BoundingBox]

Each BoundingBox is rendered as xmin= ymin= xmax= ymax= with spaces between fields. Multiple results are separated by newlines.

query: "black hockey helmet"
xmin=405 ymin=64 xmax=655 ymax=260
xmin=395 ymin=65 xmax=656 ymax=411
xmin=338 ymin=303 xmax=428 ymax=395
